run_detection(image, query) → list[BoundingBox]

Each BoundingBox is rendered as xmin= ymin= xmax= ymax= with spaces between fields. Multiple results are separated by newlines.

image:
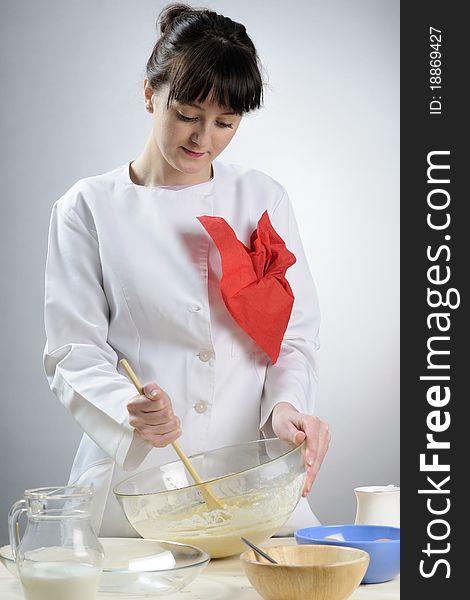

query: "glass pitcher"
xmin=8 ymin=485 xmax=104 ymax=600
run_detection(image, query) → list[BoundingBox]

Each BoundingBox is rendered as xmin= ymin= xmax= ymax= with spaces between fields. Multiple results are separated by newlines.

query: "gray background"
xmin=0 ymin=0 xmax=399 ymax=543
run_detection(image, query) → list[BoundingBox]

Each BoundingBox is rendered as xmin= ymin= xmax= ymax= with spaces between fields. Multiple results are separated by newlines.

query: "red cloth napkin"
xmin=197 ymin=211 xmax=296 ymax=364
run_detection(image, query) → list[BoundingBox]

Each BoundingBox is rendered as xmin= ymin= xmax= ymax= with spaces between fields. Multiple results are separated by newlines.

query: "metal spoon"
xmin=240 ymin=537 xmax=278 ymax=564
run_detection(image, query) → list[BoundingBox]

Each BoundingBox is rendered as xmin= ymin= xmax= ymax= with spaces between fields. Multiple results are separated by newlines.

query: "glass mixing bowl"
xmin=1 ymin=538 xmax=210 ymax=596
xmin=114 ymin=438 xmax=306 ymax=558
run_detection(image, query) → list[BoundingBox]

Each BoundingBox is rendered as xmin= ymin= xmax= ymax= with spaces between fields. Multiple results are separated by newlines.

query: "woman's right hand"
xmin=127 ymin=382 xmax=181 ymax=447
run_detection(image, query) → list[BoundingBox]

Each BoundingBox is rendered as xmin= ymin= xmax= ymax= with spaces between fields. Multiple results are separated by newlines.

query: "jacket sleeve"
xmin=43 ymin=198 xmax=152 ymax=470
xmin=260 ymin=189 xmax=320 ymax=436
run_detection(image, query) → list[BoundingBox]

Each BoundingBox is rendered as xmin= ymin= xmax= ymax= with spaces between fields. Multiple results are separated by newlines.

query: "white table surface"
xmin=0 ymin=537 xmax=399 ymax=599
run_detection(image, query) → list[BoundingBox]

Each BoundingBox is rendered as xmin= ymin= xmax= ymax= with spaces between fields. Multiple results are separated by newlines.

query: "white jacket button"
xmin=198 ymin=349 xmax=213 ymax=362
xmin=194 ymin=400 xmax=208 ymax=414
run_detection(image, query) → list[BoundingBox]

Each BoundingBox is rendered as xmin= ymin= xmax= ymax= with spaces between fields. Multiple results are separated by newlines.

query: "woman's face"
xmin=147 ymin=82 xmax=243 ymax=177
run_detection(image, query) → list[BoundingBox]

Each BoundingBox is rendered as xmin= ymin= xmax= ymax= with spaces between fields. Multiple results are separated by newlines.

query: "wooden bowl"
xmin=240 ymin=544 xmax=369 ymax=600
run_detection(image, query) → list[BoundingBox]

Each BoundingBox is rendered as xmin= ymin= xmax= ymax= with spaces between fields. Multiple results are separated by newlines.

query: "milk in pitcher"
xmin=20 ymin=561 xmax=101 ymax=600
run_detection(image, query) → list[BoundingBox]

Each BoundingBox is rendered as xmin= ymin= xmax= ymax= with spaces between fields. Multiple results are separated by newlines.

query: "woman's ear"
xmin=143 ymin=79 xmax=154 ymax=112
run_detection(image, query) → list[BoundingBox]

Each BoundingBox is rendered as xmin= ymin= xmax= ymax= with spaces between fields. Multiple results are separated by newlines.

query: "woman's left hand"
xmin=271 ymin=402 xmax=331 ymax=497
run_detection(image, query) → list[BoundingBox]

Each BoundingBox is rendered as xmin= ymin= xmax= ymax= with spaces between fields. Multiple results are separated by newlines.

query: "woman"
xmin=44 ymin=3 xmax=330 ymax=536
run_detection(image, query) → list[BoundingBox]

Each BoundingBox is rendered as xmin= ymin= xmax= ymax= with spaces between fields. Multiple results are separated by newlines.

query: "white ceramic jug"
xmin=354 ymin=485 xmax=400 ymax=528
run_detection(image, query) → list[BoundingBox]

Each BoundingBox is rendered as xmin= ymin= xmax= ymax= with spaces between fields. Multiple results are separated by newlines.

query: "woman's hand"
xmin=127 ymin=382 xmax=181 ymax=447
xmin=271 ymin=402 xmax=330 ymax=497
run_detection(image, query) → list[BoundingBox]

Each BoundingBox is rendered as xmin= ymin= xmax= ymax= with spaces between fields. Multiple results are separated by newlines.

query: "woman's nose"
xmin=190 ymin=123 xmax=210 ymax=147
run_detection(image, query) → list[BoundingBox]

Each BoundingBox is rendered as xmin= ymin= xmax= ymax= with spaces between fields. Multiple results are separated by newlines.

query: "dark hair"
xmin=146 ymin=3 xmax=264 ymax=114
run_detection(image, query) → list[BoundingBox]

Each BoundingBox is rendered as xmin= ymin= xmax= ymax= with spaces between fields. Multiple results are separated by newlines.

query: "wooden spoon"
xmin=119 ymin=358 xmax=226 ymax=511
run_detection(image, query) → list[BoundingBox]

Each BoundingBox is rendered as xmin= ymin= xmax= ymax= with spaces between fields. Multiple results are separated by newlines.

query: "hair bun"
xmin=158 ymin=3 xmax=195 ymax=35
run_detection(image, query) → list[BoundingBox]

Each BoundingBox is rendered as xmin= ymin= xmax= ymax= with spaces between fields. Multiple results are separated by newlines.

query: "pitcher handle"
xmin=8 ymin=499 xmax=27 ymax=561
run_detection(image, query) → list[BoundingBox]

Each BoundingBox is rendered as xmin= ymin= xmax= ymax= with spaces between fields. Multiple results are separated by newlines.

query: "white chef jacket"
xmin=43 ymin=160 xmax=321 ymax=536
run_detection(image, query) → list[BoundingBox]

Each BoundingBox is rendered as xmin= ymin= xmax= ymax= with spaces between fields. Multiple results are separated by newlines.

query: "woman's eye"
xmin=177 ymin=112 xmax=197 ymax=122
xmin=176 ymin=111 xmax=233 ymax=129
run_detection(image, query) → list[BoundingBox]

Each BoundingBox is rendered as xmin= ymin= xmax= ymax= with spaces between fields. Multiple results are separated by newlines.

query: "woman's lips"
xmin=181 ymin=147 xmax=206 ymax=158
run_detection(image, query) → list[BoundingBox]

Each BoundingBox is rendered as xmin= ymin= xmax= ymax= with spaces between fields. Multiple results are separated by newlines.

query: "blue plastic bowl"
xmin=295 ymin=524 xmax=400 ymax=584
